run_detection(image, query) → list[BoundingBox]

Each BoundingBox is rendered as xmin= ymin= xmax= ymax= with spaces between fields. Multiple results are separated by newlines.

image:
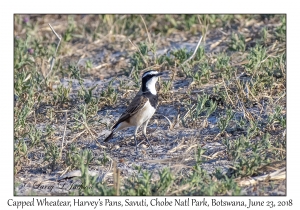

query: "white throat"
xmin=145 ymin=77 xmax=158 ymax=95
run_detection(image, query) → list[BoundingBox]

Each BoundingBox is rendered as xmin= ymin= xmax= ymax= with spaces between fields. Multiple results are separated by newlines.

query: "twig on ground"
xmin=67 ymin=130 xmax=86 ymax=144
xmin=156 ymin=114 xmax=174 ymax=130
xmin=274 ymin=92 xmax=286 ymax=104
xmin=59 ymin=166 xmax=70 ymax=177
xmin=73 ymin=117 xmax=96 ymax=140
xmin=181 ymin=35 xmax=203 ymax=66
xmin=237 ymin=167 xmax=286 ymax=187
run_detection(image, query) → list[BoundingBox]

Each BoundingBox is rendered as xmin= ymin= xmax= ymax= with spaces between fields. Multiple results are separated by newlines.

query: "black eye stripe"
xmin=142 ymin=70 xmax=159 ymax=78
xmin=142 ymin=75 xmax=155 ymax=80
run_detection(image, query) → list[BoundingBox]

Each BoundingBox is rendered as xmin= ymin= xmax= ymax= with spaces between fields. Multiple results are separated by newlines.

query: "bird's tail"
xmin=103 ymin=131 xmax=114 ymax=142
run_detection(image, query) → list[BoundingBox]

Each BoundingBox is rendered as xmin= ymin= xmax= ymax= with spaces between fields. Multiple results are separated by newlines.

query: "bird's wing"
xmin=112 ymin=94 xmax=148 ymax=129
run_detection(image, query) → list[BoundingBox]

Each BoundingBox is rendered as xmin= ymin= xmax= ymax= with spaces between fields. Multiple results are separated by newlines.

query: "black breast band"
xmin=143 ymin=92 xmax=158 ymax=108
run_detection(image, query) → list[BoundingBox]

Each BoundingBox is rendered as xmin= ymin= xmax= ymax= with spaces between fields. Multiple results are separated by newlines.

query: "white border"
xmin=2 ymin=0 xmax=298 ymax=209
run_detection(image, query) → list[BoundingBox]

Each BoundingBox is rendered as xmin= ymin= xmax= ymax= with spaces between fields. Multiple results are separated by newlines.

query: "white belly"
xmin=131 ymin=100 xmax=156 ymax=126
xmin=114 ymin=100 xmax=156 ymax=132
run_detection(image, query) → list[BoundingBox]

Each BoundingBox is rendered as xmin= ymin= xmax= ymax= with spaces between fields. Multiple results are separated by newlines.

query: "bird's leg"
xmin=134 ymin=126 xmax=139 ymax=155
xmin=143 ymin=119 xmax=154 ymax=153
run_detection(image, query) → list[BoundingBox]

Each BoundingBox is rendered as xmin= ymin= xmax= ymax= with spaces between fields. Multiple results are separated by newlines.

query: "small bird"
xmin=103 ymin=70 xmax=164 ymax=154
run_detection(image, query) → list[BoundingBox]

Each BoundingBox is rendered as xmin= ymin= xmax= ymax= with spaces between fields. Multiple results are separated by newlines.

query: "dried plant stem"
xmin=222 ymin=78 xmax=235 ymax=107
xmin=156 ymin=114 xmax=173 ymax=130
xmin=182 ymin=35 xmax=203 ymax=65
xmin=60 ymin=111 xmax=68 ymax=159
xmin=113 ymin=161 xmax=121 ymax=195
xmin=128 ymin=38 xmax=148 ymax=67
xmin=237 ymin=167 xmax=286 ymax=187
xmin=140 ymin=15 xmax=152 ymax=45
xmin=45 ymin=23 xmax=62 ymax=79
xmin=116 ymin=168 xmax=120 ymax=196
xmin=72 ymin=117 xmax=96 ymax=140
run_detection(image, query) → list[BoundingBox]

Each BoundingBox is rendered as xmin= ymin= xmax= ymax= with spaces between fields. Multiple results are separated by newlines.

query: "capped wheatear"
xmin=104 ymin=70 xmax=164 ymax=154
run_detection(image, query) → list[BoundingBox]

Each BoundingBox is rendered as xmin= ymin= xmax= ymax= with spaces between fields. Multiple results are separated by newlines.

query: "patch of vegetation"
xmin=229 ymin=33 xmax=246 ymax=52
xmin=14 ymin=14 xmax=286 ymax=196
xmin=70 ymin=147 xmax=241 ymax=196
